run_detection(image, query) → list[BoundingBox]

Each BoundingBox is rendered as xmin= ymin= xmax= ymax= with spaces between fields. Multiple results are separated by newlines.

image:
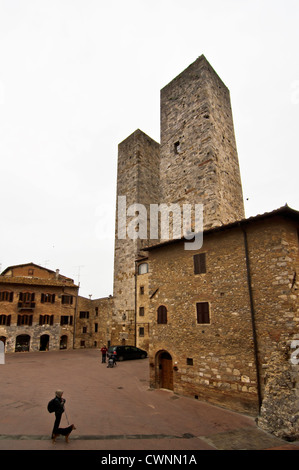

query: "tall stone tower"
xmin=160 ymin=55 xmax=244 ymax=228
xmin=112 ymin=129 xmax=160 ymax=344
xmin=112 ymin=55 xmax=244 ymax=345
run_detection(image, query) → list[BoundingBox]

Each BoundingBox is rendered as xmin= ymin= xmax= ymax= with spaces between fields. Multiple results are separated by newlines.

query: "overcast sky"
xmin=0 ymin=0 xmax=298 ymax=298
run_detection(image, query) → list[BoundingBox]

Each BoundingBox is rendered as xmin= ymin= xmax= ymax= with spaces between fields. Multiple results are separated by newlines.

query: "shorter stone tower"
xmin=112 ymin=130 xmax=160 ymax=344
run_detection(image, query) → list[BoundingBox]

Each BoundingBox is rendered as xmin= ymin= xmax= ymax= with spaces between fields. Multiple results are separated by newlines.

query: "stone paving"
xmin=0 ymin=349 xmax=298 ymax=452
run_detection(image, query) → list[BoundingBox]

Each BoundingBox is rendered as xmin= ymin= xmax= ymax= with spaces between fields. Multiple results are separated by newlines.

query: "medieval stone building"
xmin=0 ymin=263 xmax=112 ymax=352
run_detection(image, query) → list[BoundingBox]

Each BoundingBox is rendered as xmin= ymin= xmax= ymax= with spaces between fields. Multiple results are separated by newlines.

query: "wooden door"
xmin=160 ymin=352 xmax=173 ymax=390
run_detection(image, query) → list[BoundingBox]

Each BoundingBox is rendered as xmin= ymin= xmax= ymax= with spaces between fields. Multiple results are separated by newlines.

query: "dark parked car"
xmin=107 ymin=345 xmax=147 ymax=361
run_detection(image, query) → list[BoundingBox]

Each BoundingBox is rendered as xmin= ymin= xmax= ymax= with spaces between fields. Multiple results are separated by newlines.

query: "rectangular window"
xmin=0 ymin=292 xmax=13 ymax=302
xmin=41 ymin=293 xmax=55 ymax=303
xmin=95 ymin=323 xmax=98 ymax=333
xmin=139 ymin=327 xmax=145 ymax=337
xmin=140 ymin=286 xmax=144 ymax=295
xmin=39 ymin=315 xmax=54 ymax=325
xmin=139 ymin=307 xmax=144 ymax=316
xmin=79 ymin=311 xmax=89 ymax=319
xmin=193 ymin=253 xmax=206 ymax=274
xmin=0 ymin=314 xmax=11 ymax=326
xmin=196 ymin=302 xmax=210 ymax=324
xmin=17 ymin=314 xmax=33 ymax=326
xmin=60 ymin=315 xmax=73 ymax=325
xmin=61 ymin=295 xmax=73 ymax=305
xmin=83 ymin=326 xmax=87 ymax=333
xmin=187 ymin=358 xmax=193 ymax=366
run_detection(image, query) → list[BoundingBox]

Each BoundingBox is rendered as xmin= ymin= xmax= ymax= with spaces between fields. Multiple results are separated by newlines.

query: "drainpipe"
xmin=73 ymin=282 xmax=80 ymax=349
xmin=134 ymin=261 xmax=137 ymax=347
xmin=241 ymin=225 xmax=262 ymax=411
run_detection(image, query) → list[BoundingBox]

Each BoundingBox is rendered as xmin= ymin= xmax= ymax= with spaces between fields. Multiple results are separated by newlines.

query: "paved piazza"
xmin=0 ymin=349 xmax=298 ymax=452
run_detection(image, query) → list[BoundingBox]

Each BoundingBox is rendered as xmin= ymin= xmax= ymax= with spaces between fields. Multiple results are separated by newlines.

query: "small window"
xmin=138 ymin=263 xmax=148 ymax=275
xmin=41 ymin=293 xmax=55 ymax=303
xmin=79 ymin=311 xmax=89 ymax=319
xmin=157 ymin=305 xmax=167 ymax=324
xmin=196 ymin=302 xmax=210 ymax=324
xmin=187 ymin=358 xmax=193 ymax=366
xmin=60 ymin=315 xmax=73 ymax=325
xmin=0 ymin=291 xmax=13 ymax=302
xmin=174 ymin=141 xmax=181 ymax=154
xmin=83 ymin=326 xmax=87 ymax=333
xmin=193 ymin=253 xmax=206 ymax=274
xmin=139 ymin=327 xmax=144 ymax=337
xmin=17 ymin=314 xmax=33 ymax=326
xmin=140 ymin=286 xmax=144 ymax=295
xmin=95 ymin=323 xmax=98 ymax=333
xmin=0 ymin=314 xmax=11 ymax=326
xmin=61 ymin=295 xmax=73 ymax=305
xmin=39 ymin=315 xmax=54 ymax=326
xmin=139 ymin=307 xmax=144 ymax=316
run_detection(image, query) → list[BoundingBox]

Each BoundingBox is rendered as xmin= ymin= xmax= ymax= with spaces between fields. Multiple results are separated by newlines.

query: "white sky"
xmin=0 ymin=0 xmax=298 ymax=298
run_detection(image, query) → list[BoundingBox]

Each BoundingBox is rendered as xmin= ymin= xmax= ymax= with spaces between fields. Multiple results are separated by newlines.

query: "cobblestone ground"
xmin=0 ymin=349 xmax=298 ymax=453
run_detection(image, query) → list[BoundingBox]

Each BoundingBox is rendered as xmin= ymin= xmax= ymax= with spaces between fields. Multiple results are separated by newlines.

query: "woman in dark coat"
xmin=51 ymin=390 xmax=76 ymax=443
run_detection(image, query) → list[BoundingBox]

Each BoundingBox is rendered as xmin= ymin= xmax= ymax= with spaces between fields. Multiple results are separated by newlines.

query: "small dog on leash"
xmin=52 ymin=424 xmax=76 ymax=444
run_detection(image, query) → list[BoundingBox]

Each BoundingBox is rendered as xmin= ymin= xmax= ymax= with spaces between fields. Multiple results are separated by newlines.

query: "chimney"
xmin=55 ymin=269 xmax=60 ymax=279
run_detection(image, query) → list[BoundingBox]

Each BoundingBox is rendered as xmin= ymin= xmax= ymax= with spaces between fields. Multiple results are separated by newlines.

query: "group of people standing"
xmin=101 ymin=345 xmax=116 ymax=367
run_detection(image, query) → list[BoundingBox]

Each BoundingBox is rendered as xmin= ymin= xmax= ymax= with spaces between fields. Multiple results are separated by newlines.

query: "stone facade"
xmin=145 ymin=207 xmax=299 ymax=438
xmin=0 ymin=263 xmax=114 ymax=354
xmin=0 ymin=263 xmax=79 ymax=352
xmin=75 ymin=295 xmax=113 ymax=350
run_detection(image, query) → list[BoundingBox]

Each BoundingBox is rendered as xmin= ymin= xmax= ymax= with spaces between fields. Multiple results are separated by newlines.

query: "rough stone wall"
xmin=246 ymin=217 xmax=299 ymax=439
xmin=160 ymin=55 xmax=245 ymax=230
xmin=148 ymin=227 xmax=259 ymax=415
xmin=75 ymin=295 xmax=113 ymax=350
xmin=147 ymin=215 xmax=299 ymax=426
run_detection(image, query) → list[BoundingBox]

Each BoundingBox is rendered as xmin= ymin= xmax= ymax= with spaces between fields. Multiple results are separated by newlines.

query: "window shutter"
xmin=193 ymin=253 xmax=206 ymax=274
xmin=157 ymin=305 xmax=167 ymax=324
xmin=196 ymin=302 xmax=210 ymax=323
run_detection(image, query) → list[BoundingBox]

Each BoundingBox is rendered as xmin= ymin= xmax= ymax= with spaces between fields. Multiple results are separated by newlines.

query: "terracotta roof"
xmin=144 ymin=205 xmax=299 ymax=252
xmin=0 ymin=276 xmax=78 ymax=288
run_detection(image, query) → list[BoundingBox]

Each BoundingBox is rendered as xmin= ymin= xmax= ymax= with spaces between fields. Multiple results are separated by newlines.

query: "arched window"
xmin=157 ymin=305 xmax=167 ymax=324
xmin=138 ymin=263 xmax=148 ymax=275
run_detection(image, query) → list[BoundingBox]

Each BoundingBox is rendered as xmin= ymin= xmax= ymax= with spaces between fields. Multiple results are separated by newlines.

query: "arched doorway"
xmin=156 ymin=350 xmax=173 ymax=390
xmin=40 ymin=334 xmax=49 ymax=351
xmin=15 ymin=334 xmax=30 ymax=352
xmin=60 ymin=335 xmax=68 ymax=349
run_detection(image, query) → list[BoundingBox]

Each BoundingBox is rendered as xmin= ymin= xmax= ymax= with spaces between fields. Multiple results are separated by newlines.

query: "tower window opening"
xmin=174 ymin=141 xmax=181 ymax=154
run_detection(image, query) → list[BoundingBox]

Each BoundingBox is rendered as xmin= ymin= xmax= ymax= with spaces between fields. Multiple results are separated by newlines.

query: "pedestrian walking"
xmin=101 ymin=345 xmax=108 ymax=363
xmin=50 ymin=390 xmax=76 ymax=443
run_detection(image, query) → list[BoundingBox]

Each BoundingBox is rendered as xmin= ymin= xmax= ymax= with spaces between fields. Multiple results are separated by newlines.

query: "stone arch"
xmin=60 ymin=335 xmax=68 ymax=350
xmin=15 ymin=334 xmax=30 ymax=352
xmin=40 ymin=334 xmax=50 ymax=351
